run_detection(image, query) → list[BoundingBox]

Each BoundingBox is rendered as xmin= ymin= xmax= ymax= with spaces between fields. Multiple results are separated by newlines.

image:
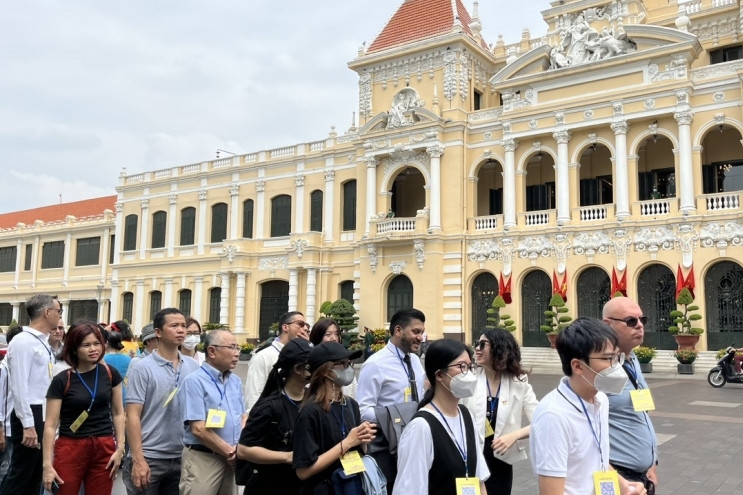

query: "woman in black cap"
xmin=237 ymin=338 xmax=312 ymax=495
xmin=293 ymin=342 xmax=377 ymax=494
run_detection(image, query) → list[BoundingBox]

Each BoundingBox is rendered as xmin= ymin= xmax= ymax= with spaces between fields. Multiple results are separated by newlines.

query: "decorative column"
xmin=364 ymin=157 xmax=377 ymax=236
xmin=134 ymin=280 xmax=145 ymax=335
xmin=288 ymin=268 xmax=298 ymax=311
xmin=502 ymin=139 xmax=518 ymax=229
xmin=324 ymin=169 xmax=335 ymax=242
xmin=256 ymin=180 xmax=266 ymax=238
xmin=295 ymin=174 xmax=305 ymax=233
xmin=229 ymin=184 xmax=240 ymax=239
xmin=219 ymin=273 xmax=230 ymax=326
xmin=610 ymin=120 xmax=631 ymax=218
xmin=553 ymin=130 xmax=571 ymax=224
xmin=109 ymin=280 xmax=119 ymax=322
xmin=306 ymin=268 xmax=317 ymax=325
xmin=197 ymin=190 xmax=207 ymax=255
xmin=113 ymin=202 xmax=124 ymax=265
xmin=167 ymin=194 xmax=177 ymax=256
xmin=139 ymin=199 xmax=149 ymax=260
xmin=234 ymin=272 xmax=246 ymax=333
xmin=193 ymin=277 xmax=203 ymax=322
xmin=427 ymin=145 xmax=444 ymax=232
xmin=674 ymin=111 xmax=696 ymax=213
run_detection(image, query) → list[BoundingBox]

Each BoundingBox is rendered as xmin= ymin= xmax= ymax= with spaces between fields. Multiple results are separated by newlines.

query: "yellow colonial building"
xmin=2 ymin=0 xmax=743 ymax=350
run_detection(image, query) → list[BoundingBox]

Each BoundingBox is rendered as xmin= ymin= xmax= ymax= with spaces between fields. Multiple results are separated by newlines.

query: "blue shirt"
xmin=180 ymin=362 xmax=246 ymax=447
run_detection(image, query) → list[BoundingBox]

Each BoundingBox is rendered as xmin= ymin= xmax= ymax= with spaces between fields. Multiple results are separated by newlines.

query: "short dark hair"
xmin=185 ymin=317 xmax=202 ymax=333
xmin=279 ymin=311 xmax=304 ymax=332
xmin=63 ymin=321 xmax=105 ymax=369
xmin=153 ymin=308 xmax=183 ymax=331
xmin=309 ymin=318 xmax=340 ymax=346
xmin=556 ymin=317 xmax=619 ymax=376
xmin=418 ymin=339 xmax=471 ymax=409
xmin=107 ymin=331 xmax=124 ymax=351
xmin=6 ymin=325 xmax=23 ymax=344
xmin=389 ymin=308 xmax=425 ymax=335
xmin=110 ymin=320 xmax=133 ymax=341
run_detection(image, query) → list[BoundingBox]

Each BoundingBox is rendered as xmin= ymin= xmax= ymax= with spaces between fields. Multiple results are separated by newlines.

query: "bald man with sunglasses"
xmin=602 ymin=297 xmax=658 ymax=495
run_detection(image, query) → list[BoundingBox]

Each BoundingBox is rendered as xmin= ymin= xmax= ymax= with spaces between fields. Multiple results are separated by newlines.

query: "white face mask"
xmin=444 ymin=371 xmax=478 ymax=399
xmin=182 ymin=335 xmax=200 ymax=350
xmin=331 ymin=367 xmax=355 ymax=387
xmin=584 ymin=363 xmax=628 ymax=395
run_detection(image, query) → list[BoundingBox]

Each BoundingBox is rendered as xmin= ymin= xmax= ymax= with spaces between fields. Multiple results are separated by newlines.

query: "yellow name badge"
xmin=69 ymin=410 xmax=89 ymax=433
xmin=340 ymin=450 xmax=366 ymax=476
xmin=48 ymin=362 xmax=54 ymax=379
xmin=205 ymin=409 xmax=227 ymax=428
xmin=404 ymin=387 xmax=412 ymax=403
xmin=162 ymin=388 xmax=178 ymax=408
xmin=630 ymin=389 xmax=656 ymax=412
xmin=593 ymin=470 xmax=619 ymax=495
xmin=455 ymin=477 xmax=481 ymax=495
xmin=484 ymin=418 xmax=494 ymax=438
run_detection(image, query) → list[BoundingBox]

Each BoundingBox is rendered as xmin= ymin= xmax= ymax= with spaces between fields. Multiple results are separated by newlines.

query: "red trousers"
xmin=53 ymin=435 xmax=116 ymax=495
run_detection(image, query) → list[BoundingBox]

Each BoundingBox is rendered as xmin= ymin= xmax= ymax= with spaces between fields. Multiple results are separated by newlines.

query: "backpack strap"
xmin=63 ymin=369 xmax=72 ymax=396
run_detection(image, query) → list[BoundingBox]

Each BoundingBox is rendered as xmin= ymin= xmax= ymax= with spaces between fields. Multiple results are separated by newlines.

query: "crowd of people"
xmin=0 ymin=295 xmax=659 ymax=495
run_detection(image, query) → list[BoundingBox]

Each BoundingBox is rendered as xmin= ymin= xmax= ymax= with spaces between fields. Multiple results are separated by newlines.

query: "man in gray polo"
xmin=124 ymin=308 xmax=199 ymax=495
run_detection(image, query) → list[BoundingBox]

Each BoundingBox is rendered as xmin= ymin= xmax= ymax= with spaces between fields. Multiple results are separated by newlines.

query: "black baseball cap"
xmin=275 ymin=338 xmax=312 ymax=371
xmin=308 ymin=341 xmax=362 ymax=373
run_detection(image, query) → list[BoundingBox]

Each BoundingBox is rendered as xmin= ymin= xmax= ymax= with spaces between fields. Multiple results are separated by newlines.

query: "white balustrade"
xmin=523 ymin=211 xmax=550 ymax=226
xmin=153 ymin=169 xmax=172 ymax=178
xmin=578 ymin=205 xmax=607 ymax=221
xmin=704 ymin=192 xmax=740 ymax=211
xmin=473 ymin=215 xmax=498 ymax=230
xmin=639 ymin=199 xmax=670 ymax=216
xmin=212 ymin=158 xmax=231 ymax=169
xmin=377 ymin=217 xmax=416 ymax=234
xmin=309 ymin=141 xmax=325 ymax=152
xmin=270 ymin=146 xmax=295 ymax=158
xmin=180 ymin=163 xmax=200 ymax=174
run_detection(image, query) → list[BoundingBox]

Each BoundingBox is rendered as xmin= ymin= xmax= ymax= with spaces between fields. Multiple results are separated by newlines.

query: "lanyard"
xmin=330 ymin=401 xmax=347 ymax=436
xmin=172 ymin=360 xmax=182 ymax=389
xmin=201 ymin=367 xmax=225 ymax=408
xmin=76 ymin=365 xmax=100 ymax=412
xmin=391 ymin=346 xmax=412 ymax=380
xmin=430 ymin=402 xmax=469 ymax=478
xmin=565 ymin=381 xmax=604 ymax=468
xmin=486 ymin=376 xmax=500 ymax=421
xmin=24 ymin=330 xmax=53 ymax=364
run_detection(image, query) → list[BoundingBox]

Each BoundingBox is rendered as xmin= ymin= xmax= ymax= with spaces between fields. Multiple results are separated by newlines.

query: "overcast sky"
xmin=0 ymin=1 xmax=548 ymax=213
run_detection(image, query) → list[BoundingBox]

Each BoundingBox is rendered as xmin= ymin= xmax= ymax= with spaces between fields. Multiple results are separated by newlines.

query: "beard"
xmin=400 ymin=333 xmax=420 ymax=353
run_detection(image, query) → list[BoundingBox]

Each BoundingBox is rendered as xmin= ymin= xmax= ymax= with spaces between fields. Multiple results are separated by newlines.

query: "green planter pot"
xmin=677 ymin=363 xmax=694 ymax=374
xmin=639 ymin=362 xmax=652 ymax=374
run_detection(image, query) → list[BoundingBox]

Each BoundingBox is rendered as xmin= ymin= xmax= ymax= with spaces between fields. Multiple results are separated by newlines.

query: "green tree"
xmin=668 ymin=288 xmax=704 ymax=335
xmin=326 ymin=299 xmax=359 ymax=332
xmin=486 ymin=295 xmax=516 ymax=332
xmin=540 ymin=293 xmax=572 ymax=334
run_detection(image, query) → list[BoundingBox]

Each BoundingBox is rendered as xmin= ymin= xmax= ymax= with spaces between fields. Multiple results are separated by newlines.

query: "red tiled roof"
xmin=0 ymin=195 xmax=117 ymax=229
xmin=367 ymin=0 xmax=487 ymax=54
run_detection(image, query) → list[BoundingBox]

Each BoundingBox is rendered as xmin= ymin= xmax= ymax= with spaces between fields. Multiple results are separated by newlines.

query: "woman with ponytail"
xmin=393 ymin=339 xmax=490 ymax=495
xmin=237 ymin=338 xmax=312 ymax=495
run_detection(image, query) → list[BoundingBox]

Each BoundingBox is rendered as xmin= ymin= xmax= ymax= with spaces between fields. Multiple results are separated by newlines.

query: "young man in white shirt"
xmin=530 ymin=317 xmax=646 ymax=495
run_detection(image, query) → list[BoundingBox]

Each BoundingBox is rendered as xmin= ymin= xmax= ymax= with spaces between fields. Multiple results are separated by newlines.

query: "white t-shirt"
xmin=530 ymin=376 xmax=610 ymax=495
xmin=393 ymin=405 xmax=489 ymax=494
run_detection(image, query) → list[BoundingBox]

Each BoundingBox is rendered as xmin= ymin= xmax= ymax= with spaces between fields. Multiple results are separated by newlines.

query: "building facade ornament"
xmin=140 ymin=199 xmax=149 ymax=209
xmin=648 ymin=56 xmax=688 ymax=83
xmin=674 ymin=111 xmax=694 ymax=125
xmin=168 ymin=194 xmax=178 ymax=205
xmin=198 ymin=189 xmax=208 ymax=200
xmin=612 ymin=102 xmax=623 ymax=115
xmin=553 ymin=233 xmax=571 ymax=273
xmin=713 ymin=91 xmax=725 ymax=102
xmin=675 ymin=224 xmax=698 ymax=268
xmin=443 ymin=52 xmax=457 ymax=101
xmin=555 ymin=113 xmax=565 ymax=126
xmin=553 ymin=129 xmax=571 ymax=144
xmin=114 ymin=202 xmax=123 ymax=212
xmin=633 ymin=227 xmax=675 ymax=259
xmin=573 ymin=231 xmax=611 ymax=262
xmin=676 ymin=91 xmax=690 ymax=104
xmin=611 ymin=120 xmax=630 ymax=135
xmin=256 ymin=180 xmax=266 ymax=192
xmin=384 ymin=150 xmax=431 ymax=176
xmin=258 ymin=256 xmax=288 ymax=271
xmin=517 ymin=236 xmax=554 ymax=263
xmin=584 ymin=109 xmax=594 ymax=120
xmin=368 ymin=243 xmax=378 ymax=273
xmin=222 ymin=245 xmax=237 ymax=263
xmin=700 ymin=221 xmax=743 ymax=256
xmin=502 ymin=138 xmax=518 ymax=152
xmin=413 ymin=240 xmax=425 ymax=269
xmin=291 ymin=239 xmax=308 ymax=259
xmin=387 ymin=88 xmax=425 ymax=129
xmin=389 ymin=261 xmax=407 ymax=275
xmin=644 ymin=97 xmax=655 ymax=109
xmin=483 ymin=131 xmax=493 ymax=140
xmin=324 ymin=169 xmax=336 ymax=182
xmin=294 ymin=174 xmax=306 ymax=187
xmin=229 ymin=184 xmax=240 ymax=196
xmin=359 ymin=73 xmax=372 ymax=118
xmin=426 ymin=145 xmax=445 ymax=158
xmin=549 ymin=10 xmax=635 ymax=69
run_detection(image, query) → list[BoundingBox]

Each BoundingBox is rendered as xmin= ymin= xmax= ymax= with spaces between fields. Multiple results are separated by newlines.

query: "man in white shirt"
xmin=0 ymin=294 xmax=61 ymax=495
xmin=356 ymin=308 xmax=425 ymax=492
xmin=243 ymin=311 xmax=309 ymax=414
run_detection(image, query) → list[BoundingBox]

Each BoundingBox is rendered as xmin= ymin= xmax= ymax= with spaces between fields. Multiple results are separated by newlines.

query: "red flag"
xmin=553 ymin=270 xmax=568 ymax=302
xmin=611 ymin=267 xmax=627 ymax=297
xmin=500 ymin=272 xmax=512 ymax=304
xmin=685 ymin=264 xmax=695 ymax=299
xmin=676 ymin=264 xmax=684 ymax=298
xmin=619 ymin=270 xmax=627 ymax=297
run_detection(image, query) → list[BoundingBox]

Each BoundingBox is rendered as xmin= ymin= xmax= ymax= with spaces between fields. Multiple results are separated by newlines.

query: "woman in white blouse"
xmin=462 ymin=328 xmax=539 ymax=495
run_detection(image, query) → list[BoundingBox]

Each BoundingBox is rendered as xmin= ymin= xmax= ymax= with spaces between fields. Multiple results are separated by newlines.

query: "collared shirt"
xmin=356 ymin=341 xmax=425 ymax=422
xmin=0 ymin=360 xmax=13 ymax=431
xmin=608 ymin=352 xmax=658 ymax=472
xmin=180 ymin=362 xmax=245 ymax=446
xmin=244 ymin=340 xmax=283 ymax=414
xmin=126 ymin=350 xmax=199 ymax=459
xmin=8 ymin=326 xmax=53 ymax=428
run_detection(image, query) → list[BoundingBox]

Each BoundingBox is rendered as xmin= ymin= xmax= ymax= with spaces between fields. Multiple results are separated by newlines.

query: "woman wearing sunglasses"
xmin=462 ymin=328 xmax=539 ymax=495
xmin=394 ymin=339 xmax=489 ymax=495
xmin=309 ymin=318 xmax=358 ymax=398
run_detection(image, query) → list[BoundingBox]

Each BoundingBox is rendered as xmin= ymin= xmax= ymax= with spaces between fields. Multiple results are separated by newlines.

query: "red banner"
xmin=676 ymin=263 xmax=696 ymax=299
xmin=552 ymin=270 xmax=568 ymax=302
xmin=611 ymin=267 xmax=627 ymax=297
xmin=499 ymin=272 xmax=512 ymax=304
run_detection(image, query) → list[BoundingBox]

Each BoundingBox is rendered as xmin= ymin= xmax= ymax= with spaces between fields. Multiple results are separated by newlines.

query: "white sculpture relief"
xmin=573 ymin=231 xmax=611 ymax=262
xmin=414 ymin=240 xmax=425 ymax=270
xmin=258 ymin=256 xmax=288 ymax=271
xmin=368 ymin=244 xmax=378 ymax=273
xmin=700 ymin=221 xmax=743 ymax=256
xmin=675 ymin=224 xmax=698 ymax=268
xmin=529 ymin=119 xmax=538 ymax=129
xmin=633 ymin=227 xmax=674 ymax=259
xmin=611 ymin=229 xmax=630 ymax=271
xmin=553 ymin=233 xmax=571 ymax=274
xmin=389 ymin=261 xmax=407 ymax=275
xmin=387 ymin=88 xmax=425 ymax=129
xmin=644 ymin=98 xmax=655 ymax=109
xmin=458 ymin=52 xmax=469 ymax=101
xmin=325 ymin=170 xmax=336 ymax=182
xmin=229 ymin=184 xmax=239 ymax=196
xmin=198 ymin=189 xmax=208 ymax=200
xmin=114 ymin=202 xmax=123 ymax=212
xmin=467 ymin=240 xmax=498 ymax=263
xmin=140 ymin=199 xmax=149 ymax=209
xmin=517 ymin=236 xmax=554 ymax=262
xmin=168 ymin=194 xmax=178 ymax=205
xmin=291 ymin=239 xmax=308 ymax=259
xmin=256 ymin=180 xmax=266 ymax=193
xmin=584 ymin=109 xmax=594 ymax=120
xmin=443 ymin=52 xmax=457 ymax=101
xmin=713 ymin=91 xmax=725 ymax=102
xmin=222 ymin=245 xmax=237 ymax=263
xmin=294 ymin=175 xmax=306 ymax=187
xmin=483 ymin=131 xmax=493 ymax=140
xmin=692 ymin=61 xmax=743 ymax=82
xmin=503 ymin=89 xmax=533 ymax=111
xmin=384 ymin=150 xmax=431 ymax=176
xmin=550 ymin=11 xmax=635 ymax=69
xmin=359 ymin=73 xmax=372 ymax=118
xmin=648 ymin=57 xmax=687 ymax=83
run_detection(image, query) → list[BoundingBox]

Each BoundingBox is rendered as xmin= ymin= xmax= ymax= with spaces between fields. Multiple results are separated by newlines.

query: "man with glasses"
xmin=0 ymin=294 xmax=61 ymax=495
xmin=244 ymin=311 xmax=309 ymax=414
xmin=179 ymin=329 xmax=246 ymax=494
xmin=49 ymin=319 xmax=65 ymax=360
xmin=530 ymin=318 xmax=646 ymax=495
xmin=603 ymin=297 xmax=659 ymax=494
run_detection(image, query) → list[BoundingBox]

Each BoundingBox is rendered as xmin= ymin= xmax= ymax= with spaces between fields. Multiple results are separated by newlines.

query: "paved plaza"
xmin=110 ymin=364 xmax=742 ymax=494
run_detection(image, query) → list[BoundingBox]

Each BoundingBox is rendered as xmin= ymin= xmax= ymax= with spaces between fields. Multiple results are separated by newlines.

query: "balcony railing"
xmin=470 ymin=215 xmax=500 ymax=231
xmin=702 ymin=192 xmax=740 ymax=211
xmin=520 ymin=210 xmax=554 ymax=227
xmin=377 ymin=217 xmax=417 ymax=234
xmin=637 ymin=199 xmax=672 ymax=216
xmin=577 ymin=205 xmax=610 ymax=222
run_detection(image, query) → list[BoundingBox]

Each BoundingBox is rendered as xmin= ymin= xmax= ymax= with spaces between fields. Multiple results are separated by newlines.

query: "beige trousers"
xmin=179 ymin=446 xmax=237 ymax=495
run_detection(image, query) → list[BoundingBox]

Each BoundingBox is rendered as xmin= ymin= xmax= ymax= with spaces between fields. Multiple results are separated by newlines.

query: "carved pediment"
xmin=358 ymin=106 xmax=440 ymax=135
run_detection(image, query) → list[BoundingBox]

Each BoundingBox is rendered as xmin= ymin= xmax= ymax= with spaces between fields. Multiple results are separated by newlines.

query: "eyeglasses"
xmin=47 ymin=307 xmax=63 ymax=316
xmin=473 ymin=340 xmax=490 ymax=350
xmin=588 ymin=353 xmax=625 ymax=368
xmin=211 ymin=344 xmax=239 ymax=351
xmin=52 ymin=327 xmax=65 ymax=333
xmin=445 ymin=362 xmax=476 ymax=375
xmin=607 ymin=316 xmax=648 ymax=328
xmin=332 ymin=360 xmax=353 ymax=369
xmin=290 ymin=320 xmax=309 ymax=329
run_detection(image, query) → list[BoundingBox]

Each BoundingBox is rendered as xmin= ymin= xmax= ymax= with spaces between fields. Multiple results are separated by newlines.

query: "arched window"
xmin=211 ymin=203 xmax=228 ymax=243
xmin=180 ymin=207 xmax=196 ymax=246
xmin=471 ymin=272 xmax=498 ymax=342
xmin=68 ymin=300 xmax=98 ymax=323
xmin=387 ymin=275 xmax=413 ymax=321
xmin=150 ymin=291 xmax=162 ymax=320
xmin=310 ymin=190 xmax=323 ymax=232
xmin=339 ymin=280 xmax=354 ymax=304
xmin=343 ymin=180 xmax=357 ymax=231
xmin=576 ymin=267 xmax=610 ymax=319
xmin=179 ymin=289 xmax=192 ymax=316
xmin=122 ymin=292 xmax=134 ymax=323
xmin=705 ymin=261 xmax=743 ymax=349
xmin=123 ymin=214 xmax=138 ymax=251
xmin=151 ymin=211 xmax=167 ymax=249
xmin=208 ymin=287 xmax=222 ymax=324
xmin=271 ymin=195 xmax=292 ymax=237
xmin=242 ymin=199 xmax=254 ymax=239
xmin=521 ymin=270 xmax=552 ymax=347
xmin=637 ymin=264 xmax=676 ymax=349
xmin=259 ymin=281 xmax=289 ymax=340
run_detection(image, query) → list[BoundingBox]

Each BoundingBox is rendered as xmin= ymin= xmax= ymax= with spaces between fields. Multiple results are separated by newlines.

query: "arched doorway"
xmin=521 ymin=270 xmax=552 ymax=347
xmin=259 ymin=281 xmax=289 ymax=340
xmin=576 ymin=267 xmax=611 ymax=320
xmin=705 ymin=261 xmax=743 ymax=349
xmin=637 ymin=264 xmax=676 ymax=349
xmin=390 ymin=168 xmax=425 ymax=217
xmin=471 ymin=272 xmax=498 ymax=343
xmin=387 ymin=275 xmax=413 ymax=321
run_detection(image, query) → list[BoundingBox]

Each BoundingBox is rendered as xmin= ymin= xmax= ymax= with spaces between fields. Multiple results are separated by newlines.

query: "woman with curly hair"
xmin=309 ymin=318 xmax=358 ymax=397
xmin=462 ymin=328 xmax=539 ymax=495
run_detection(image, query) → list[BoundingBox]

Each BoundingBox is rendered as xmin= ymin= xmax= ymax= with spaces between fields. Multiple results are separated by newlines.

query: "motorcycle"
xmin=707 ymin=345 xmax=743 ymax=387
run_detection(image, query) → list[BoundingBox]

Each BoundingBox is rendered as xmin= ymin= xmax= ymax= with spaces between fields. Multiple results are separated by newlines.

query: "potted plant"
xmin=486 ymin=295 xmax=516 ymax=333
xmin=668 ymin=288 xmax=703 ymax=350
xmin=674 ymin=348 xmax=697 ymax=374
xmin=634 ymin=346 xmax=656 ymax=374
xmin=239 ymin=342 xmax=255 ymax=361
xmin=540 ymin=293 xmax=572 ymax=348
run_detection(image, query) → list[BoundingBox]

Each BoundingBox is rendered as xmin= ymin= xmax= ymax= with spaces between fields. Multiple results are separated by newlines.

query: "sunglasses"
xmin=607 ymin=316 xmax=648 ymax=327
xmin=473 ymin=340 xmax=490 ymax=350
